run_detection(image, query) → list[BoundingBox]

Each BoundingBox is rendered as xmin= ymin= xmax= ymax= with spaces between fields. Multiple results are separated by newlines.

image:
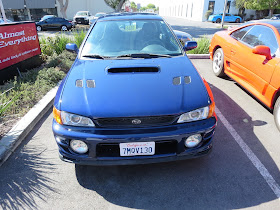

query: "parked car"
xmin=271 ymin=14 xmax=280 ymax=20
xmin=36 ymin=17 xmax=73 ymax=31
xmin=40 ymin=15 xmax=56 ymax=22
xmin=210 ymin=20 xmax=280 ymax=130
xmin=73 ymin=11 xmax=92 ymax=25
xmin=208 ymin=13 xmax=242 ymax=23
xmin=52 ymin=13 xmax=217 ymax=165
xmin=0 ymin=18 xmax=12 ymax=24
xmin=89 ymin=12 xmax=106 ymax=24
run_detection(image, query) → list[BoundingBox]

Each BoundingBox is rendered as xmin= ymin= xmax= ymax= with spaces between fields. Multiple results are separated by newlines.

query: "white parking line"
xmin=216 ymin=107 xmax=280 ymax=199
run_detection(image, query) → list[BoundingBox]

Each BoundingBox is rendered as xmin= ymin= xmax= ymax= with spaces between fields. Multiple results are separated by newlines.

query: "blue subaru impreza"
xmin=52 ymin=13 xmax=217 ymax=165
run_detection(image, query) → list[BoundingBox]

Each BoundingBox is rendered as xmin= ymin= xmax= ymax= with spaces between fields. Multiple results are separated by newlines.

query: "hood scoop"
xmin=108 ymin=67 xmax=159 ymax=74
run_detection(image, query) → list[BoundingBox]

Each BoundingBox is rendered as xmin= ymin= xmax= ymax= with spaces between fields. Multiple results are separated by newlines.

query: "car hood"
xmin=74 ymin=16 xmax=88 ymax=18
xmin=58 ymin=56 xmax=210 ymax=118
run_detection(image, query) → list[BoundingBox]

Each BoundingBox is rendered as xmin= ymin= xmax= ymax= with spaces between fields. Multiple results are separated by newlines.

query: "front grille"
xmin=96 ymin=140 xmax=177 ymax=157
xmin=95 ymin=115 xmax=178 ymax=128
xmin=75 ymin=18 xmax=85 ymax=22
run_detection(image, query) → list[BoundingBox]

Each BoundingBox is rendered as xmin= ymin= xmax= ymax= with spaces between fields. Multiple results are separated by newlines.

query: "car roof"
xmin=245 ymin=19 xmax=280 ymax=28
xmin=98 ymin=12 xmax=162 ymax=21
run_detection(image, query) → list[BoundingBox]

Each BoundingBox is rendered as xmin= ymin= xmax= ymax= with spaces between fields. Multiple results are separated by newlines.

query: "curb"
xmin=0 ymin=86 xmax=58 ymax=166
xmin=187 ymin=54 xmax=210 ymax=59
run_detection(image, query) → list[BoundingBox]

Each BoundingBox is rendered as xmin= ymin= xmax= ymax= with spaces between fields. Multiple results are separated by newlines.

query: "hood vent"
xmin=108 ymin=67 xmax=159 ymax=74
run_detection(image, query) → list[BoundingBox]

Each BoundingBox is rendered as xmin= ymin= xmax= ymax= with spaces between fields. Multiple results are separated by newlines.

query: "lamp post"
xmin=221 ymin=0 xmax=227 ymax=28
xmin=0 ymin=0 xmax=7 ymax=22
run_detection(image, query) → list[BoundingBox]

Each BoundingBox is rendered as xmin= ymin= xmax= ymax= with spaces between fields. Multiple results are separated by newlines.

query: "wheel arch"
xmin=211 ymin=45 xmax=222 ymax=60
xmin=272 ymin=89 xmax=280 ymax=109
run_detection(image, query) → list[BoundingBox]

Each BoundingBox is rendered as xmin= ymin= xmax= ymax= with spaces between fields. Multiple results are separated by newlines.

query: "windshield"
xmin=76 ymin=12 xmax=87 ymax=16
xmin=41 ymin=15 xmax=55 ymax=21
xmin=95 ymin=13 xmax=105 ymax=17
xmin=81 ymin=19 xmax=182 ymax=58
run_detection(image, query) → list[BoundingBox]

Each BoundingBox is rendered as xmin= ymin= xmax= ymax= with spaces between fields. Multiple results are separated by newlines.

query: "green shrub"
xmin=205 ymin=10 xmax=213 ymax=20
xmin=73 ymin=30 xmax=86 ymax=47
xmin=0 ymin=67 xmax=66 ymax=117
xmin=39 ymin=31 xmax=86 ymax=56
xmin=187 ymin=37 xmax=210 ymax=54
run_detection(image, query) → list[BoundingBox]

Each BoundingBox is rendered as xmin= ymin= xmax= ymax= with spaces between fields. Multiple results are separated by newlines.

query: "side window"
xmin=241 ymin=25 xmax=278 ymax=55
xmin=231 ymin=26 xmax=253 ymax=40
xmin=47 ymin=18 xmax=55 ymax=23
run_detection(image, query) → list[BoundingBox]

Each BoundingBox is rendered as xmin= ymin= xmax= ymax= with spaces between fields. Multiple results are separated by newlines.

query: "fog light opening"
xmin=70 ymin=140 xmax=88 ymax=154
xmin=185 ymin=134 xmax=202 ymax=148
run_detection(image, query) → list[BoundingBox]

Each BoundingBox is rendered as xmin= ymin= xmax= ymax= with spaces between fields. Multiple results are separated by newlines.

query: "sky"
xmin=132 ymin=0 xmax=159 ymax=7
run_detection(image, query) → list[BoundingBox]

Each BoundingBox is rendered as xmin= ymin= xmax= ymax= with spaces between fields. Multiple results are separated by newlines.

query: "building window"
xmin=208 ymin=1 xmax=215 ymax=11
xmin=226 ymin=1 xmax=231 ymax=13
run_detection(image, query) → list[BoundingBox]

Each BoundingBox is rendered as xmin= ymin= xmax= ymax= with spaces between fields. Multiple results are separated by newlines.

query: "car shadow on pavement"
xmin=171 ymin=25 xmax=223 ymax=38
xmin=0 ymin=109 xmax=58 ymax=210
xmin=75 ymin=84 xmax=280 ymax=209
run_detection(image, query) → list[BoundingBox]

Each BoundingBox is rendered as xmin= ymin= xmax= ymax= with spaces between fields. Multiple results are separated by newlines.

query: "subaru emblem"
xmin=132 ymin=119 xmax=141 ymax=124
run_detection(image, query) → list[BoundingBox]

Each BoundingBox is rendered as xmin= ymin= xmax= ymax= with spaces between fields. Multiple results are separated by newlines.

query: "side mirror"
xmin=183 ymin=41 xmax=197 ymax=51
xmin=252 ymin=45 xmax=272 ymax=60
xmin=173 ymin=30 xmax=192 ymax=46
xmin=66 ymin=43 xmax=78 ymax=53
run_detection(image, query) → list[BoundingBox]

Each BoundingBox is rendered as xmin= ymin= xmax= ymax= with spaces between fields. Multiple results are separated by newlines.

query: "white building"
xmin=57 ymin=0 xmax=114 ymax=20
xmin=159 ymin=0 xmax=255 ymax=21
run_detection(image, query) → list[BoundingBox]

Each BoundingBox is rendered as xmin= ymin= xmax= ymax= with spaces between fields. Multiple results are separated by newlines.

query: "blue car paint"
xmin=56 ymin=56 xmax=210 ymax=118
xmin=208 ymin=14 xmax=242 ymax=22
xmin=52 ymin=13 xmax=217 ymax=165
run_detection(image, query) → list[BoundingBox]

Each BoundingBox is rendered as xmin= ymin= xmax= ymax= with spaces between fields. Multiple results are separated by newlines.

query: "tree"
xmin=233 ymin=0 xmax=246 ymax=9
xmin=140 ymin=6 xmax=147 ymax=11
xmin=147 ymin=3 xmax=156 ymax=9
xmin=57 ymin=0 xmax=69 ymax=19
xmin=233 ymin=0 xmax=246 ymax=18
xmin=104 ymin=0 xmax=126 ymax=11
xmin=244 ymin=0 xmax=280 ymax=16
xmin=131 ymin=1 xmax=137 ymax=9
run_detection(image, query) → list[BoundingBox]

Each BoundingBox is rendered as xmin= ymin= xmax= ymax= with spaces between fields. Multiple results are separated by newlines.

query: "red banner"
xmin=0 ymin=22 xmax=41 ymax=70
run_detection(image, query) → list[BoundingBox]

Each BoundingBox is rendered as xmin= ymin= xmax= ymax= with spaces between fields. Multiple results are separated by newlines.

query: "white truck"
xmin=73 ymin=11 xmax=93 ymax=25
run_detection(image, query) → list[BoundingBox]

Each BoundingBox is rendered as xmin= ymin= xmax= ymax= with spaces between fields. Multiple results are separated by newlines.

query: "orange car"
xmin=209 ymin=20 xmax=280 ymax=130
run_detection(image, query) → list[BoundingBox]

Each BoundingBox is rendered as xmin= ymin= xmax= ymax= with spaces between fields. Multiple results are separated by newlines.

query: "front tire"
xmin=212 ymin=48 xmax=226 ymax=77
xmin=235 ymin=18 xmax=241 ymax=23
xmin=61 ymin=25 xmax=68 ymax=31
xmin=273 ymin=96 xmax=280 ymax=131
xmin=216 ymin=18 xmax=221 ymax=23
xmin=36 ymin=25 xmax=42 ymax=31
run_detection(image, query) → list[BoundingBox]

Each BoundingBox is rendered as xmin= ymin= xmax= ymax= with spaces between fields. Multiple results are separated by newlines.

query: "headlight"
xmin=61 ymin=111 xmax=95 ymax=127
xmin=177 ymin=106 xmax=209 ymax=123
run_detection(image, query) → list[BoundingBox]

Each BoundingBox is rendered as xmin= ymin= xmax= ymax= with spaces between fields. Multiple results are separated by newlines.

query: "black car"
xmin=271 ymin=14 xmax=280 ymax=20
xmin=36 ymin=17 xmax=73 ymax=31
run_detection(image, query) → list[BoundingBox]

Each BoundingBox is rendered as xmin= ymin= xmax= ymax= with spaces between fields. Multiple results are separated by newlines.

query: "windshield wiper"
xmin=116 ymin=53 xmax=171 ymax=58
xmin=82 ymin=54 xmax=110 ymax=59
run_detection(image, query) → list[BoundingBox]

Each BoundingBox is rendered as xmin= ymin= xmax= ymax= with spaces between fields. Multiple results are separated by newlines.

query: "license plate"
xmin=120 ymin=142 xmax=155 ymax=156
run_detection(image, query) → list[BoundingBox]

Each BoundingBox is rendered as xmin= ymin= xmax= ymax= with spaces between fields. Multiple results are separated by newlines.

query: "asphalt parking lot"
xmin=1 ymin=59 xmax=280 ymax=209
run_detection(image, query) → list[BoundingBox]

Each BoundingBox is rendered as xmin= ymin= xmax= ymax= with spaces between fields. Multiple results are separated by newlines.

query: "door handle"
xmin=231 ymin=49 xmax=236 ymax=55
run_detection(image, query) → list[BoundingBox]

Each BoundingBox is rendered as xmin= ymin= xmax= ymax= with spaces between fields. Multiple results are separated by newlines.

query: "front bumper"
xmin=52 ymin=116 xmax=217 ymax=165
xmin=74 ymin=18 xmax=89 ymax=24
